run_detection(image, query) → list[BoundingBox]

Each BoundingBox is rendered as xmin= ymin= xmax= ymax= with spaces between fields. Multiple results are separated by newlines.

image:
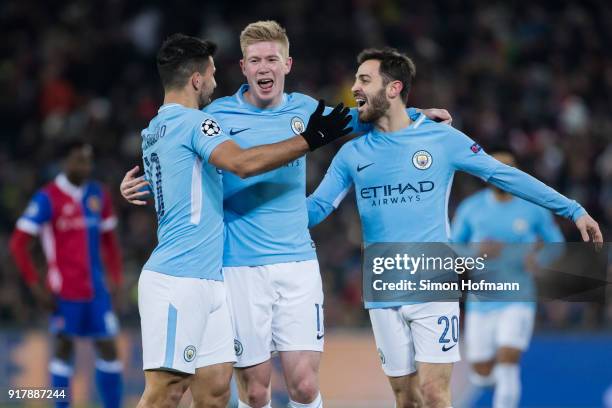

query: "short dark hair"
xmin=357 ymin=47 xmax=416 ymax=104
xmin=156 ymin=34 xmax=217 ymax=90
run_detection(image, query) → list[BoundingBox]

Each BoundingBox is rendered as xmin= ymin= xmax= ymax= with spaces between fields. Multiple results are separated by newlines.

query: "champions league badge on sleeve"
xmin=470 ymin=143 xmax=482 ymax=153
xmin=201 ymin=119 xmax=221 ymax=136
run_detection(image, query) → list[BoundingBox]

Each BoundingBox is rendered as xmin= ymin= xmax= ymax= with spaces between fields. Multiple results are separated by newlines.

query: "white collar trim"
xmin=55 ymin=173 xmax=84 ymax=200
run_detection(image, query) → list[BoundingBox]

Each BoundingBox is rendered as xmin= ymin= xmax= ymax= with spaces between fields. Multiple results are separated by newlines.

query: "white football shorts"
xmin=369 ymin=302 xmax=461 ymax=377
xmin=138 ymin=269 xmax=235 ymax=374
xmin=465 ymin=303 xmax=536 ymax=362
xmin=223 ymin=259 xmax=324 ymax=367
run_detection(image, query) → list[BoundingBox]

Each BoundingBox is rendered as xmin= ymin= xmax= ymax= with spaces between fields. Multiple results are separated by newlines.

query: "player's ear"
xmin=191 ymin=72 xmax=201 ymax=91
xmin=239 ymin=59 xmax=247 ymax=77
xmin=387 ymin=80 xmax=403 ymax=100
xmin=284 ymin=56 xmax=293 ymax=74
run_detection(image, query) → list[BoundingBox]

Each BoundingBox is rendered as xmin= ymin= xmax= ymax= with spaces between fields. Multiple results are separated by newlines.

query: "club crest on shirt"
xmin=87 ymin=196 xmax=101 ymax=213
xmin=412 ymin=150 xmax=432 ymax=170
xmin=513 ymin=218 xmax=528 ymax=233
xmin=291 ymin=116 xmax=305 ymax=135
xmin=470 ymin=143 xmax=482 ymax=153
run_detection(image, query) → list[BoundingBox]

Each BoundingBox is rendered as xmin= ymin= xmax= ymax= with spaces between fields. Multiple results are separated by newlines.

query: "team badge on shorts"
xmin=377 ymin=348 xmax=386 ymax=364
xmin=291 ymin=117 xmax=305 ymax=135
xmin=234 ymin=339 xmax=243 ymax=356
xmin=412 ymin=150 xmax=432 ymax=170
xmin=201 ymin=119 xmax=221 ymax=136
xmin=183 ymin=345 xmax=196 ymax=362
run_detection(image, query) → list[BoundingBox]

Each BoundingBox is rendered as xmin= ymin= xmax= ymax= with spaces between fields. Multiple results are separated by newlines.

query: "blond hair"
xmin=240 ymin=20 xmax=290 ymax=58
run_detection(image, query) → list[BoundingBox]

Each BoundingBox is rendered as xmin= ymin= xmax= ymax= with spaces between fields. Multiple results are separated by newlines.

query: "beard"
xmin=197 ymin=89 xmax=212 ymax=110
xmin=358 ymin=87 xmax=390 ymax=123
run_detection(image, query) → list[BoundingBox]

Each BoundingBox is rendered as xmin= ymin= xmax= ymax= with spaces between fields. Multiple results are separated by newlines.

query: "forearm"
xmin=231 ymin=136 xmax=309 ymax=178
xmin=307 ymin=196 xmax=335 ymax=228
xmin=488 ymin=164 xmax=586 ymax=221
xmin=9 ymin=230 xmax=40 ymax=285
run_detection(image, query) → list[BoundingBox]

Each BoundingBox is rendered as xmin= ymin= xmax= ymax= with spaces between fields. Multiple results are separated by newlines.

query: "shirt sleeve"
xmin=451 ymin=199 xmax=473 ymax=243
xmin=307 ymin=146 xmax=354 ymax=227
xmin=448 ymin=128 xmax=586 ymax=222
xmin=16 ymin=191 xmax=52 ymax=236
xmin=189 ymin=113 xmax=232 ymax=162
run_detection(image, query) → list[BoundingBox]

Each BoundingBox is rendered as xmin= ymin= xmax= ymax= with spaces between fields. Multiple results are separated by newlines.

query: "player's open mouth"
xmin=257 ymin=79 xmax=274 ymax=91
xmin=355 ymin=97 xmax=367 ymax=110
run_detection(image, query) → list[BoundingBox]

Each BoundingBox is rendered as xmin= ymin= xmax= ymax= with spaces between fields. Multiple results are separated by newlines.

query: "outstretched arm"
xmin=486 ymin=167 xmax=601 ymax=242
xmin=449 ymin=132 xmax=602 ymax=242
xmin=210 ymin=101 xmax=352 ymax=178
xmin=307 ymin=149 xmax=353 ymax=227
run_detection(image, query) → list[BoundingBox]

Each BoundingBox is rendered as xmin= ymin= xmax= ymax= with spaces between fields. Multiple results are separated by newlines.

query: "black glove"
xmin=301 ymin=100 xmax=353 ymax=151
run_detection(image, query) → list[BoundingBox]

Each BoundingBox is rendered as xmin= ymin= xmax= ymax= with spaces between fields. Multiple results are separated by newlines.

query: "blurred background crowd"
xmin=0 ymin=0 xmax=610 ymax=329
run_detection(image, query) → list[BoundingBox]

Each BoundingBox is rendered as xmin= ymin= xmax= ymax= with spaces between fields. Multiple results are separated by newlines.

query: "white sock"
xmin=288 ymin=393 xmax=322 ymax=408
xmin=493 ymin=363 xmax=521 ymax=408
xmin=469 ymin=370 xmax=496 ymax=387
xmin=238 ymin=401 xmax=271 ymax=408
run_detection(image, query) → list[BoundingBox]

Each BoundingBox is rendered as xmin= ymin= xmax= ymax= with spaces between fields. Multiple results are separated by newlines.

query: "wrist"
xmin=572 ymin=206 xmax=588 ymax=222
xmin=298 ymin=133 xmax=315 ymax=152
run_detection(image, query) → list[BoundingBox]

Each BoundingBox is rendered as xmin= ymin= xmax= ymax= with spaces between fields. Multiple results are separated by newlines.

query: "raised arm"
xmin=448 ymin=130 xmax=602 ymax=242
xmin=210 ymin=101 xmax=352 ymax=178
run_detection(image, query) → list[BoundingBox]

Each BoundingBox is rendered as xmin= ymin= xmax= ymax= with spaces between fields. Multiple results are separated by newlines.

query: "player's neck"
xmin=492 ymin=188 xmax=513 ymax=202
xmin=64 ymin=173 xmax=85 ymax=187
xmin=374 ymin=104 xmax=412 ymax=133
xmin=243 ymin=89 xmax=283 ymax=110
xmin=163 ymin=90 xmax=199 ymax=110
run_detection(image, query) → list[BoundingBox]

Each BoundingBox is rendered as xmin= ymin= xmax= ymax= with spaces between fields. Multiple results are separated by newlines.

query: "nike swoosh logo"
xmin=317 ymin=334 xmax=325 ymax=340
xmin=229 ymin=128 xmax=250 ymax=135
xmin=357 ymin=163 xmax=375 ymax=172
xmin=442 ymin=344 xmax=456 ymax=352
xmin=317 ymin=131 xmax=325 ymax=138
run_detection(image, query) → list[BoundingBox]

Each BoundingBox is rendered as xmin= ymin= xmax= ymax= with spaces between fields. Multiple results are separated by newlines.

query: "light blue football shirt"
xmin=452 ymin=189 xmax=565 ymax=311
xmin=307 ymin=114 xmax=585 ymax=308
xmin=205 ymin=84 xmax=417 ymax=267
xmin=141 ymin=103 xmax=230 ymax=280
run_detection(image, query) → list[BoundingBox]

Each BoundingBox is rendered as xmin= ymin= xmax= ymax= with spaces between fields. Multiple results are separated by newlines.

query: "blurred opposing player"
xmin=135 ymin=34 xmax=352 ymax=408
xmin=307 ymin=48 xmax=602 ymax=407
xmin=9 ymin=141 xmax=123 ymax=408
xmin=452 ymin=151 xmax=565 ymax=408
xmin=122 ymin=21 xmax=450 ymax=408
